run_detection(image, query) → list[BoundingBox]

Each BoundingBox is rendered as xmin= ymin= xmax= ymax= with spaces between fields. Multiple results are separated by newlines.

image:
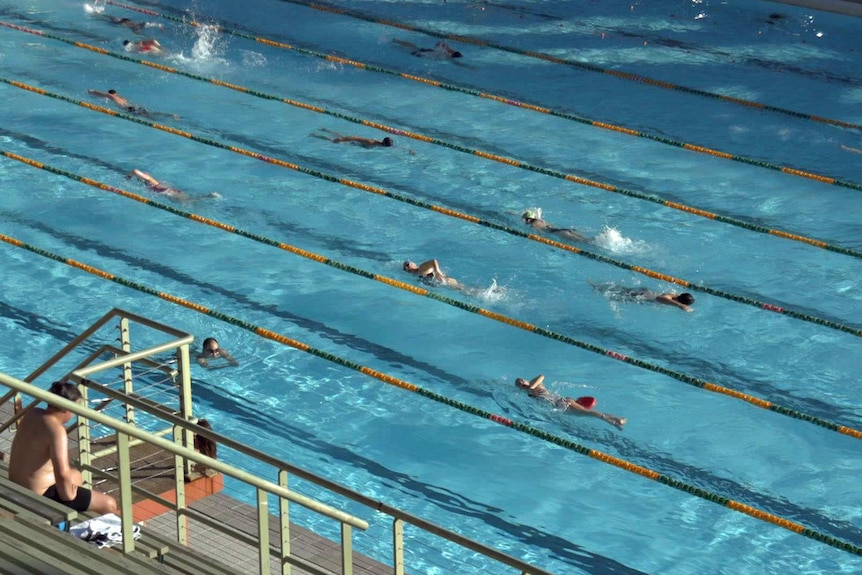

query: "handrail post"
xmin=118 ymin=316 xmax=135 ymax=426
xmin=392 ymin=518 xmax=404 ymax=575
xmin=176 ymin=343 xmax=194 ymax=477
xmin=257 ymin=488 xmax=271 ymax=575
xmin=76 ymin=382 xmax=93 ymax=487
xmin=278 ymin=469 xmax=291 ymax=575
xmin=173 ymin=423 xmax=189 ymax=545
xmin=117 ymin=430 xmax=136 ymax=554
xmin=341 ymin=523 xmax=353 ymax=575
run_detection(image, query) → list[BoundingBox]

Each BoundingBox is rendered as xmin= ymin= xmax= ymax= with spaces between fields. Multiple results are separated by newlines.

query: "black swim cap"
xmin=451 ymin=51 xmax=463 ymax=58
xmin=382 ymin=137 xmax=393 ymax=147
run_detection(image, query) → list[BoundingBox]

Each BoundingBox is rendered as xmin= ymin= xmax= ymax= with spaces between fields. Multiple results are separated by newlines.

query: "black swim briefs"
xmin=43 ymin=484 xmax=92 ymax=512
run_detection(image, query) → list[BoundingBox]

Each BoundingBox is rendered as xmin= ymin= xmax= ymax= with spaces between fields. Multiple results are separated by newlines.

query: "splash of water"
xmin=191 ymin=24 xmax=221 ymax=60
xmin=83 ymin=0 xmax=106 ymax=15
xmin=593 ymin=225 xmax=649 ymax=255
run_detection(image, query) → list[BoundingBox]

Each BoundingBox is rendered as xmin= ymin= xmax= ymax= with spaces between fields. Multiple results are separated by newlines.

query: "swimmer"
xmin=127 ymin=169 xmax=220 ymax=202
xmin=591 ymin=281 xmax=695 ymax=312
xmin=522 ymin=208 xmax=588 ymax=243
xmin=402 ymin=259 xmax=466 ymax=291
xmin=123 ymin=38 xmax=164 ymax=55
xmin=196 ymin=337 xmax=239 ymax=369
xmin=88 ymin=89 xmax=180 ymax=120
xmin=311 ymin=128 xmax=393 ymax=148
xmin=87 ymin=88 xmax=131 ymax=108
xmin=515 ymin=374 xmax=626 ymax=430
xmin=393 ymin=39 xmax=463 ymax=60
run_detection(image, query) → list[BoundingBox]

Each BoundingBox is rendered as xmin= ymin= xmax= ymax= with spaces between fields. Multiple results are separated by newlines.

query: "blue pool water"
xmin=1 ymin=0 xmax=862 ymax=573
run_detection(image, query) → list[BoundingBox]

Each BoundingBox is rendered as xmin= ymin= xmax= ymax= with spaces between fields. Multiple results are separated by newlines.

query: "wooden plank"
xmin=0 ymin=475 xmax=77 ymax=526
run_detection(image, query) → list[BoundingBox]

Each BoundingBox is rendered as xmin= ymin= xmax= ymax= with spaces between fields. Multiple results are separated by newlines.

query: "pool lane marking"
xmin=2 ymin=24 xmax=860 ymax=267
xmin=3 ymin=26 xmax=861 ymax=263
xmin=0 ymin=232 xmax=859 ymax=558
xmin=4 ymin=149 xmax=862 ymax=444
xmin=105 ymin=0 xmax=862 ymax=133
xmin=4 ymin=76 xmax=862 ymax=341
xmin=94 ymin=5 xmax=862 ymax=194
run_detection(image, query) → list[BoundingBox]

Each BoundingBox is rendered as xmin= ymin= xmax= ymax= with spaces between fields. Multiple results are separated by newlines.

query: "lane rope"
xmin=97 ymin=0 xmax=862 ymax=195
xmin=0 ymin=229 xmax=860 ymax=557
xmin=3 ymin=149 xmax=862 ymax=443
xmin=3 ymin=76 xmax=861 ymax=342
xmin=260 ymin=0 xmax=862 ymax=132
xmin=3 ymin=21 xmax=861 ymax=266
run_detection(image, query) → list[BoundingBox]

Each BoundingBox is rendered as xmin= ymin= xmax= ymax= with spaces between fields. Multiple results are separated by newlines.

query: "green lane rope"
xmin=4 ymin=21 xmax=862 ymax=266
xmin=102 ymin=1 xmax=862 ymax=195
xmin=4 ymin=76 xmax=862 ymax=343
xmin=269 ymin=0 xmax=862 ymax=132
xmin=4 ymin=149 xmax=862 ymax=444
xmin=0 ymin=230 xmax=860 ymax=558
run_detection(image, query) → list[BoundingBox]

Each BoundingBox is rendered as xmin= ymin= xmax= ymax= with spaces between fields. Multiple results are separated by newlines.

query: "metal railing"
xmin=0 ymin=308 xmax=556 ymax=575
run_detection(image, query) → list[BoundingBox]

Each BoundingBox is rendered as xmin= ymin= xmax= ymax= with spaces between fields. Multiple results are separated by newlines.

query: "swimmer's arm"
xmin=48 ymin=420 xmax=78 ymax=500
xmin=196 ymin=355 xmax=209 ymax=368
xmin=220 ymin=349 xmax=239 ymax=366
xmin=656 ymin=294 xmax=692 ymax=312
xmin=527 ymin=374 xmax=545 ymax=390
xmin=87 ymin=89 xmax=111 ymax=98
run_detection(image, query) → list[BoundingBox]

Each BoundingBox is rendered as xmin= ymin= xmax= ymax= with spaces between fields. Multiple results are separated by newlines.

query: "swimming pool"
xmin=1 ymin=0 xmax=861 ymax=573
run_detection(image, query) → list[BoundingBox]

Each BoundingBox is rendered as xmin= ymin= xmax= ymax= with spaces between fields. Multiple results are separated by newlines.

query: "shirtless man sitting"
xmin=8 ymin=381 xmax=117 ymax=514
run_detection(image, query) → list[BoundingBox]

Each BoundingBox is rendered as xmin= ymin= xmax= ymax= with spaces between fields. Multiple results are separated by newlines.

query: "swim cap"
xmin=382 ymin=137 xmax=393 ymax=147
xmin=522 ymin=207 xmax=542 ymax=221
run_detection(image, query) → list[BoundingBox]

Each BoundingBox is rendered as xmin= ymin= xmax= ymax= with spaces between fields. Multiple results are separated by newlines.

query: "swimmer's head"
xmin=522 ymin=207 xmax=541 ymax=222
xmin=123 ymin=40 xmax=132 ymax=47
xmin=382 ymin=137 xmax=393 ymax=147
xmin=515 ymin=378 xmax=529 ymax=389
xmin=674 ymin=293 xmax=695 ymax=306
xmin=108 ymin=89 xmax=117 ymax=95
xmin=451 ymin=51 xmax=463 ymax=58
xmin=402 ymin=261 xmax=417 ymax=272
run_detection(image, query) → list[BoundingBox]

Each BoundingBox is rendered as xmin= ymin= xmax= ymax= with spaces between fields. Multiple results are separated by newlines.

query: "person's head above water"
xmin=674 ymin=293 xmax=695 ymax=306
xmin=402 ymin=261 xmax=417 ymax=272
xmin=382 ymin=137 xmax=393 ymax=147
xmin=514 ymin=377 xmax=531 ymax=389
xmin=108 ymin=89 xmax=118 ymax=95
xmin=522 ymin=207 xmax=542 ymax=223
xmin=450 ymin=51 xmax=463 ymax=58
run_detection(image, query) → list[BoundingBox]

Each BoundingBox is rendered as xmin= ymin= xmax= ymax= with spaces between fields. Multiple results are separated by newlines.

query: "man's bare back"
xmin=9 ymin=382 xmax=116 ymax=514
xmin=9 ymin=407 xmax=66 ymax=495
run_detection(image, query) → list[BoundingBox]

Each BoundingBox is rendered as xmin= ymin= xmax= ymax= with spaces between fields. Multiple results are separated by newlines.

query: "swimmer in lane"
xmin=311 ymin=128 xmax=393 ymax=148
xmin=522 ymin=208 xmax=589 ymax=243
xmin=123 ymin=38 xmax=164 ymax=55
xmin=591 ymin=281 xmax=695 ymax=312
xmin=516 ymin=374 xmax=626 ymax=430
xmin=127 ymin=169 xmax=220 ymax=202
xmin=402 ymin=259 xmax=465 ymax=290
xmin=87 ymin=89 xmax=180 ymax=120
xmin=393 ymin=39 xmax=463 ymax=60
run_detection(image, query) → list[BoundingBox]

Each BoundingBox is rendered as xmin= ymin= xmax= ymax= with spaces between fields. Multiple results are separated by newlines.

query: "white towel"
xmin=71 ymin=513 xmax=142 ymax=549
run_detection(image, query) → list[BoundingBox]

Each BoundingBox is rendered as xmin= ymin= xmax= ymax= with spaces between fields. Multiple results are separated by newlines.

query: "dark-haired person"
xmin=311 ymin=128 xmax=394 ymax=148
xmin=393 ymin=39 xmax=463 ymax=59
xmin=590 ymin=282 xmax=695 ymax=312
xmin=87 ymin=89 xmax=180 ymax=120
xmin=515 ymin=374 xmax=626 ymax=430
xmin=8 ymin=382 xmax=118 ymax=514
xmin=196 ymin=337 xmax=239 ymax=369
